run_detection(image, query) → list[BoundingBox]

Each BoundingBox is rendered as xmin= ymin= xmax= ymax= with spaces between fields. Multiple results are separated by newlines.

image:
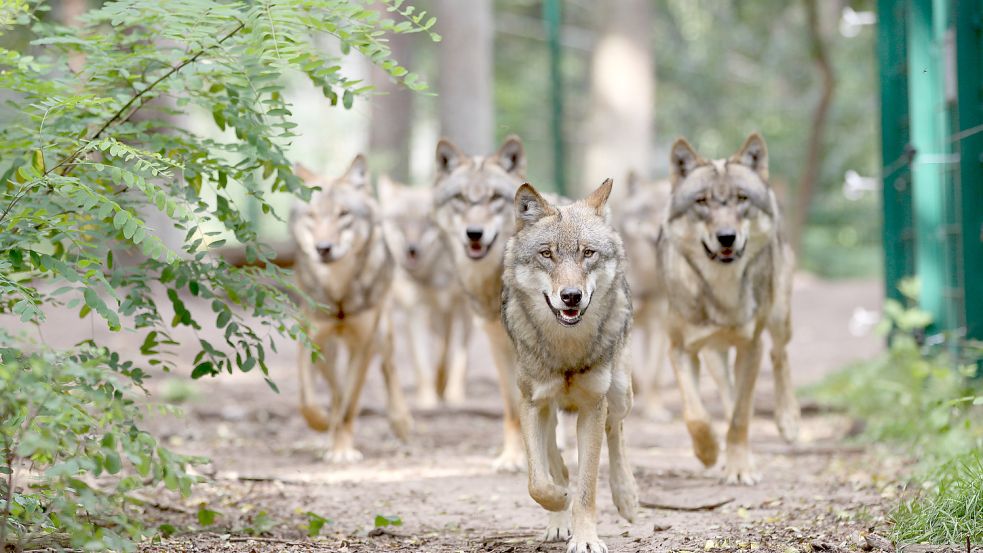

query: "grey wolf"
xmin=655 ymin=133 xmax=800 ymax=485
xmin=289 ymin=155 xmax=413 ymax=462
xmin=432 ymin=136 xmax=527 ymax=471
xmin=379 ymin=176 xmax=473 ymax=408
xmin=616 ymin=173 xmax=734 ymax=421
xmin=503 ymin=179 xmax=638 ymax=553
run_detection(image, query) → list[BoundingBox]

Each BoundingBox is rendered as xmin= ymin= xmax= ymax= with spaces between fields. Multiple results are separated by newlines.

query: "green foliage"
xmin=373 ymin=514 xmax=402 ymax=528
xmin=892 ymin=451 xmax=983 ymax=545
xmin=807 ymin=279 xmax=982 ymax=544
xmin=304 ymin=511 xmax=331 ymax=537
xmin=0 ymin=0 xmax=433 ymax=549
xmin=0 ymin=342 xmax=202 ymax=551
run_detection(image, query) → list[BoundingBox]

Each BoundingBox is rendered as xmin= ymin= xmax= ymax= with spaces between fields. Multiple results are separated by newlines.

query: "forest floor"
xmin=43 ymin=275 xmax=935 ymax=552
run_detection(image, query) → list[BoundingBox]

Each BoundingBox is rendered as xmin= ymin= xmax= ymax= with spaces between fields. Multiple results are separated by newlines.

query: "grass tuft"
xmin=892 ymin=450 xmax=983 ymax=545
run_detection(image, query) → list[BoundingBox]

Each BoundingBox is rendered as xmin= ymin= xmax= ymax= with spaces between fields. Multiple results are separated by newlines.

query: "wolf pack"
xmin=288 ymin=132 xmax=801 ymax=553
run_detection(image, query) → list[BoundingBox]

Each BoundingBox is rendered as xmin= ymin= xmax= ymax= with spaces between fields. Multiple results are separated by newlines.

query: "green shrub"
xmin=0 ymin=0 xmax=436 ymax=549
xmin=807 ymin=279 xmax=982 ymax=545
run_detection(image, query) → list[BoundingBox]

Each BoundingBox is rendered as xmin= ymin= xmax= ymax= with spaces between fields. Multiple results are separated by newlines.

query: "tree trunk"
xmin=792 ymin=0 xmax=837 ymax=252
xmin=367 ymin=10 xmax=414 ymax=182
xmin=433 ymin=0 xmax=493 ymax=154
xmin=583 ymin=0 xmax=654 ymax=199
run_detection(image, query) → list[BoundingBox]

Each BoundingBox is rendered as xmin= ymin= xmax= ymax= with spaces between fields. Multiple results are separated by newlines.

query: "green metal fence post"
xmin=907 ymin=0 xmax=950 ymax=331
xmin=878 ymin=0 xmax=916 ymax=302
xmin=543 ymin=0 xmax=566 ymax=195
xmin=954 ymin=0 xmax=983 ymax=344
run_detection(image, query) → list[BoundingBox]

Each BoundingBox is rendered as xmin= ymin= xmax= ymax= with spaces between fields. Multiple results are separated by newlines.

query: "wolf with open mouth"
xmin=656 ymin=133 xmax=801 ymax=485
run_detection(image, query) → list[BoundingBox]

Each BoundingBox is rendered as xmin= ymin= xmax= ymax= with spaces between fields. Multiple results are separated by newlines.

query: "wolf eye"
xmin=583 ymin=249 xmax=595 ymax=258
xmin=338 ymin=209 xmax=351 ymax=217
xmin=540 ymin=249 xmax=552 ymax=259
xmin=695 ymin=196 xmax=708 ymax=206
xmin=736 ymin=192 xmax=749 ymax=202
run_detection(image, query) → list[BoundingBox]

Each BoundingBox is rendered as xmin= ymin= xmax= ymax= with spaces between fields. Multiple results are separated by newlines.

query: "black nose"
xmin=560 ymin=287 xmax=583 ymax=308
xmin=465 ymin=227 xmax=484 ymax=242
xmin=406 ymin=244 xmax=418 ymax=258
xmin=716 ymin=230 xmax=737 ymax=248
xmin=316 ymin=242 xmax=333 ymax=256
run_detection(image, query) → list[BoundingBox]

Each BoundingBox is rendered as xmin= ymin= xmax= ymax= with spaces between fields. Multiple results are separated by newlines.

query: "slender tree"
xmin=583 ymin=0 xmax=654 ymax=198
xmin=433 ymin=0 xmax=493 ymax=154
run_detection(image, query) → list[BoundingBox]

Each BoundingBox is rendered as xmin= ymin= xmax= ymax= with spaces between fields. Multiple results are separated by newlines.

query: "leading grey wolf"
xmin=289 ymin=155 xmax=413 ymax=462
xmin=655 ymin=133 xmax=800 ymax=485
xmin=503 ymin=179 xmax=638 ymax=553
xmin=379 ymin=176 xmax=473 ymax=408
xmin=432 ymin=136 xmax=528 ymax=471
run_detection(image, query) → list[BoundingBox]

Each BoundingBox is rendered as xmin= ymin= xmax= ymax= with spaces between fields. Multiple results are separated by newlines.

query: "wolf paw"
xmin=442 ymin=385 xmax=467 ymax=407
xmin=389 ymin=413 xmax=413 ymax=442
xmin=543 ymin=510 xmax=572 ymax=542
xmin=325 ymin=447 xmax=363 ymax=464
xmin=414 ymin=389 xmax=440 ymax=410
xmin=491 ymin=446 xmax=526 ymax=473
xmin=723 ymin=449 xmax=760 ymax=485
xmin=685 ymin=420 xmax=719 ymax=467
xmin=775 ymin=396 xmax=801 ymax=443
xmin=611 ymin=475 xmax=639 ymax=523
xmin=567 ymin=535 xmax=607 ymax=553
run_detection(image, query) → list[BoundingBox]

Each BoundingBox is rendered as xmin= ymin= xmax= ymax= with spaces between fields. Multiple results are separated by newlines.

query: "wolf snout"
xmin=315 ymin=241 xmax=334 ymax=258
xmin=406 ymin=244 xmax=419 ymax=258
xmin=465 ymin=226 xmax=484 ymax=242
xmin=716 ymin=229 xmax=737 ymax=248
xmin=560 ymin=287 xmax=583 ymax=308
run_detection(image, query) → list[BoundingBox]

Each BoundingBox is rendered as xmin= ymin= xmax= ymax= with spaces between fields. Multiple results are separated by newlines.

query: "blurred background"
xmin=5 ymin=0 xmax=980 ymax=345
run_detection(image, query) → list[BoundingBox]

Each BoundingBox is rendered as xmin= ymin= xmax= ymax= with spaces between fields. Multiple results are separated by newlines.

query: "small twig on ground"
xmin=474 ymin=531 xmax=536 ymax=543
xmin=640 ymin=496 xmax=734 ymax=511
xmin=227 ymin=536 xmax=311 ymax=546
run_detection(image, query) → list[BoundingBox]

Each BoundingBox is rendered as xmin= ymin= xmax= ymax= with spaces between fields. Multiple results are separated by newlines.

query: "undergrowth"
xmin=807 ymin=279 xmax=982 ymax=546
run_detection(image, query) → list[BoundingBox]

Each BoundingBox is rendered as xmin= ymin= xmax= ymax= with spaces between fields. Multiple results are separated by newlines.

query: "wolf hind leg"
xmin=485 ymin=320 xmax=526 ymax=472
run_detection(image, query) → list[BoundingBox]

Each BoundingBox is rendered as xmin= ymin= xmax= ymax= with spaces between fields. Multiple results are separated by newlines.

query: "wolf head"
xmin=290 ymin=154 xmax=377 ymax=265
xmin=432 ymin=136 xmax=526 ymax=262
xmin=666 ymin=133 xmax=777 ymax=265
xmin=508 ymin=179 xmax=623 ymax=327
xmin=379 ymin=176 xmax=444 ymax=276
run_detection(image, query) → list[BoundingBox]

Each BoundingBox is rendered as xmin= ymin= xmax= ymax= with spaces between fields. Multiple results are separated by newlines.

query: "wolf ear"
xmin=669 ymin=138 xmax=704 ymax=187
xmin=436 ymin=139 xmax=467 ymax=178
xmin=343 ymin=154 xmax=369 ymax=190
xmin=584 ymin=178 xmax=614 ymax=217
xmin=294 ymin=164 xmax=319 ymax=183
xmin=514 ymin=183 xmax=554 ymax=230
xmin=494 ymin=135 xmax=526 ymax=175
xmin=731 ymin=132 xmax=769 ymax=181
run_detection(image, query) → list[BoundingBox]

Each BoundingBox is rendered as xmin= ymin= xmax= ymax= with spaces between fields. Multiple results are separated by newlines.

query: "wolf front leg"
xmin=769 ymin=309 xmax=800 ymax=443
xmin=485 ymin=319 xmax=525 ymax=472
xmin=299 ymin=327 xmax=337 ymax=432
xmin=517 ymin=398 xmax=570 ymax=542
xmin=407 ymin=306 xmax=439 ymax=409
xmin=379 ymin=313 xmax=413 ymax=441
xmin=702 ymin=345 xmax=735 ymax=417
xmin=441 ymin=310 xmax=472 ymax=406
xmin=327 ymin=333 xmax=373 ymax=463
xmin=569 ymin=396 xmax=608 ymax=553
xmin=668 ymin=342 xmax=719 ymax=467
xmin=724 ymin=334 xmax=763 ymax=485
xmin=606 ymin=359 xmax=638 ymax=522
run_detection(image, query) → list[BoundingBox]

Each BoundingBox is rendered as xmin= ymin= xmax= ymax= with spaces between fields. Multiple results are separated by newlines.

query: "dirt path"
xmin=20 ymin=275 xmax=898 ymax=552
